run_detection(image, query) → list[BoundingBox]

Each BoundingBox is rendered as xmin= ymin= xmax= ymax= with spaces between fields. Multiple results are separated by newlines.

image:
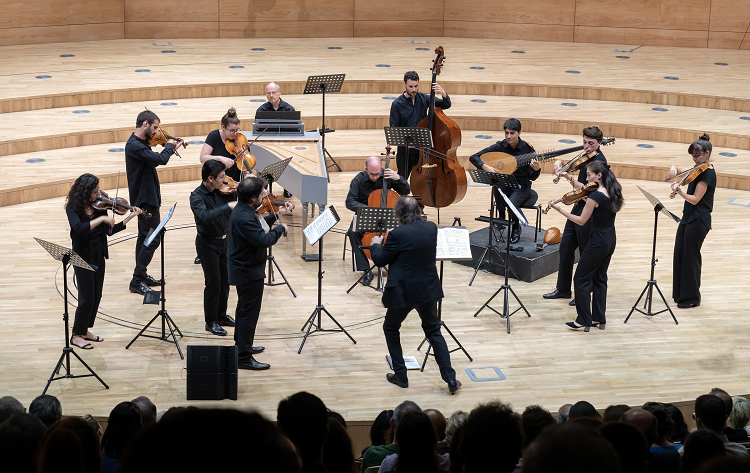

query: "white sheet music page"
xmin=436 ymin=226 xmax=473 ymax=261
xmin=303 ymin=206 xmax=340 ymax=246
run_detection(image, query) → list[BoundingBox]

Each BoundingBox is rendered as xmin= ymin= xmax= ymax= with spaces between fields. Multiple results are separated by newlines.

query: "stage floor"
xmin=1 ymin=172 xmax=749 ymax=421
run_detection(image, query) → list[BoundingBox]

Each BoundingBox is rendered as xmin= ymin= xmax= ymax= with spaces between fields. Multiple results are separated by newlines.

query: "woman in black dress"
xmin=65 ymin=174 xmax=141 ymax=349
xmin=548 ymin=161 xmax=623 ymax=331
xmin=668 ymin=133 xmax=716 ymax=308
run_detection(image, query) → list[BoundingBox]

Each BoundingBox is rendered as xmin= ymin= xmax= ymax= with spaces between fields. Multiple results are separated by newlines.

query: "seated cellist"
xmin=345 ymin=156 xmax=410 ymax=285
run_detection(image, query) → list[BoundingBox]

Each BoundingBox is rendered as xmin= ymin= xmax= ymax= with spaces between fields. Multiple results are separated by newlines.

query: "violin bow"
xmin=113 ymin=171 xmax=120 ymax=214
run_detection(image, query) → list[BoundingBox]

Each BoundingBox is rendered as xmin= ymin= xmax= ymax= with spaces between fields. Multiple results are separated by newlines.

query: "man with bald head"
xmin=622 ymin=408 xmax=681 ymax=473
xmin=345 ymin=156 xmax=410 ymax=284
xmin=257 ymin=82 xmax=295 ymax=113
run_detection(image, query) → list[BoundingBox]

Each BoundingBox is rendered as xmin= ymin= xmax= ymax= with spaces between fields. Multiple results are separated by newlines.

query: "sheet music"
xmin=303 ymin=206 xmax=340 ymax=246
xmin=497 ymin=188 xmax=529 ymax=226
xmin=436 ymin=227 xmax=473 ymax=261
xmin=145 ymin=203 xmax=176 ymax=247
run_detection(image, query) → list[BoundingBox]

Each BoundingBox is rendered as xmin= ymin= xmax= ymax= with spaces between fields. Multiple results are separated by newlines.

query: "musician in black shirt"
xmin=190 ymin=160 xmax=238 ymax=336
xmin=345 ymin=156 xmax=410 ymax=285
xmin=257 ymin=82 xmax=295 ymax=112
xmin=389 ymin=70 xmax=451 ymax=179
xmin=200 ymin=107 xmax=248 ymax=182
xmin=469 ymin=118 xmax=541 ymax=243
xmin=125 ymin=110 xmax=181 ymax=295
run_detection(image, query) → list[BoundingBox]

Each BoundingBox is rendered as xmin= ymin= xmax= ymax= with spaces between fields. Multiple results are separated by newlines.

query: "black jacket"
xmin=370 ymin=219 xmax=443 ymax=309
xmin=125 ymin=133 xmax=174 ymax=208
xmin=227 ymin=201 xmax=284 ymax=285
xmin=189 ymin=183 xmax=236 ymax=237
xmin=66 ymin=205 xmax=126 ymax=264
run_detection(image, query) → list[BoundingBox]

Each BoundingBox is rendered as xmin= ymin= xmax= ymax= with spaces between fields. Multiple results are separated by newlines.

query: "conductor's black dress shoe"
xmin=238 ymin=357 xmax=270 ymax=370
xmin=448 ymin=380 xmax=462 ymax=394
xmin=543 ymin=289 xmax=572 ymax=299
xmin=205 ymin=321 xmax=227 ymax=336
xmin=677 ymin=301 xmax=700 ymax=309
xmin=129 ymin=281 xmax=153 ymax=295
xmin=145 ymin=274 xmax=163 ymax=286
xmin=386 ymin=373 xmax=408 ymax=388
xmin=218 ymin=315 xmax=236 ymax=327
xmin=569 ymin=299 xmax=576 ymax=306
xmin=251 ymin=346 xmax=265 ymax=354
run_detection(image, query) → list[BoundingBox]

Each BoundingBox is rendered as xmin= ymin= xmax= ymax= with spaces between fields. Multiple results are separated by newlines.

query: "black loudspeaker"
xmin=186 ymin=345 xmax=238 ymax=401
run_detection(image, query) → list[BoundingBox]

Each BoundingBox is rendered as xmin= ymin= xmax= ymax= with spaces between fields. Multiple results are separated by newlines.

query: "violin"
xmin=553 ymin=137 xmax=616 ymax=184
xmin=541 ymin=182 xmax=599 ymax=214
xmin=218 ymin=176 xmax=239 ymax=195
xmin=224 ymin=132 xmax=257 ymax=176
xmin=668 ymin=162 xmax=712 ymax=198
xmin=361 ymin=145 xmax=400 ymax=260
xmin=256 ymin=193 xmax=293 ymax=215
xmin=92 ymin=190 xmax=152 ymax=218
xmin=148 ymin=127 xmax=187 ymax=149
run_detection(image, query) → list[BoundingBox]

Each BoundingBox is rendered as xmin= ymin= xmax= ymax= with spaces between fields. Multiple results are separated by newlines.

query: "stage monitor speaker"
xmin=186 ymin=345 xmax=238 ymax=401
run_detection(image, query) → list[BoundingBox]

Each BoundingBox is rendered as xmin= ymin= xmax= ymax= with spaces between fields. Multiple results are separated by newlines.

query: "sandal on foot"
xmin=83 ymin=335 xmax=103 ymax=342
xmin=71 ymin=338 xmax=94 ymax=350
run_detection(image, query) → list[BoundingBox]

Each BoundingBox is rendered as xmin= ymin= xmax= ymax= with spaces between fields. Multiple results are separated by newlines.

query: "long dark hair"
xmin=587 ymin=161 xmax=623 ymax=213
xmin=394 ymin=411 xmax=440 ymax=473
xmin=65 ymin=173 xmax=99 ymax=217
xmin=101 ymin=402 xmax=142 ymax=460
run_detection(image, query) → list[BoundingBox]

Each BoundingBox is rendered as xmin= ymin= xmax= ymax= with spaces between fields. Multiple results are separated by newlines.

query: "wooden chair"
xmin=364 ymin=467 xmax=380 ymax=473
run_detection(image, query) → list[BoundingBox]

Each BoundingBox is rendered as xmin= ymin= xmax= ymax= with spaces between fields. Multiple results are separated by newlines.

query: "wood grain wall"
xmin=1 ymin=0 xmax=749 ymax=48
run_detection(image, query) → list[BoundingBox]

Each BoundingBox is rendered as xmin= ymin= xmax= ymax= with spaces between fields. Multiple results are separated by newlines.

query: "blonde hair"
xmin=730 ymin=396 xmax=750 ymax=428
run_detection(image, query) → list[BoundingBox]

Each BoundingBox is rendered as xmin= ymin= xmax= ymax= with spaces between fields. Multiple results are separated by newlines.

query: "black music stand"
xmin=304 ymin=74 xmax=345 ymax=176
xmin=34 ymin=238 xmax=109 ymax=394
xmin=474 ymin=187 xmax=531 ymax=333
xmin=299 ymin=206 xmax=356 ymax=353
xmin=126 ymin=204 xmax=184 ymax=358
xmin=259 ymin=158 xmax=296 ymax=297
xmin=625 ymin=186 xmax=680 ymax=325
xmin=346 ymin=206 xmax=399 ymax=293
xmin=467 ymin=169 xmax=519 ymax=286
xmin=417 ymin=225 xmax=473 ymax=370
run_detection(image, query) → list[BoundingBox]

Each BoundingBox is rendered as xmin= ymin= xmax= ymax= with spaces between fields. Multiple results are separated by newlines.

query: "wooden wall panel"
xmin=574 ymin=26 xmax=709 ymax=48
xmin=124 ymin=22 xmax=220 ymax=39
xmin=445 ymin=0 xmax=575 ymax=25
xmin=574 ymin=0 xmax=711 ymax=31
xmin=125 ymin=0 xmax=218 ymax=22
xmin=708 ymin=0 xmax=750 ymax=32
xmin=219 ymin=0 xmax=354 ymax=22
xmin=354 ymin=21 xmax=444 ymax=37
xmin=445 ymin=21 xmax=575 ymax=42
xmin=0 ymin=0 xmax=124 ymax=28
xmin=0 ymin=23 xmax=124 ymax=47
xmin=707 ymin=31 xmax=745 ymax=49
xmin=220 ymin=20 xmax=354 ymax=38
xmin=355 ymin=0 xmax=443 ymax=21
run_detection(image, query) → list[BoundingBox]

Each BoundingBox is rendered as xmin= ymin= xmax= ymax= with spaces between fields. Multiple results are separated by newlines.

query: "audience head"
xmin=569 ymin=401 xmax=601 ymax=420
xmin=394 ymin=411 xmax=440 ymax=473
xmin=101 ymin=401 xmax=143 ymax=461
xmin=131 ymin=396 xmax=157 ymax=427
xmin=599 ymin=422 xmax=648 ymax=473
xmin=603 ymin=404 xmax=631 ymax=423
xmin=643 ymin=402 xmax=676 ymax=445
xmin=29 ymin=394 xmax=62 ymax=427
xmin=81 ymin=414 xmax=103 ymax=440
xmin=711 ymin=388 xmax=733 ymax=417
xmin=122 ymin=408 xmax=300 ymax=473
xmin=445 ymin=410 xmax=468 ymax=445
xmin=0 ymin=395 xmax=25 ymax=423
xmin=323 ymin=416 xmax=355 ymax=473
xmin=665 ymin=403 xmax=690 ymax=442
xmin=277 ymin=391 xmax=329 ymax=464
xmin=694 ymin=457 xmax=750 ymax=473
xmin=730 ymin=396 xmax=750 ymax=429
xmin=621 ymin=408 xmax=658 ymax=445
xmin=680 ymin=430 xmax=726 ymax=473
xmin=521 ymin=405 xmax=556 ymax=449
xmin=695 ymin=394 xmax=729 ymax=434
xmin=0 ymin=413 xmax=46 ymax=473
xmin=327 ymin=410 xmax=347 ymax=429
xmin=37 ymin=417 xmax=101 ymax=473
xmin=460 ymin=401 xmax=522 ymax=473
xmin=391 ymin=400 xmax=422 ymax=433
xmin=523 ymin=423 xmax=621 ymax=473
xmin=557 ymin=403 xmax=573 ymax=423
xmin=424 ymin=408 xmax=446 ymax=442
xmin=370 ymin=409 xmax=393 ymax=446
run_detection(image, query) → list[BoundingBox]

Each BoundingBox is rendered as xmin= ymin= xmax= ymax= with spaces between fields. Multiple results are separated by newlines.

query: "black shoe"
xmin=283 ymin=190 xmax=292 ymax=198
xmin=566 ymin=321 xmax=590 ymax=332
xmin=362 ymin=270 xmax=373 ymax=285
xmin=251 ymin=346 xmax=265 ymax=354
xmin=145 ymin=274 xmax=163 ymax=287
xmin=677 ymin=301 xmax=700 ymax=309
xmin=448 ymin=379 xmax=462 ymax=394
xmin=569 ymin=299 xmax=576 ymax=306
xmin=194 ymin=256 xmax=201 ymax=265
xmin=238 ymin=357 xmax=270 ymax=370
xmin=543 ymin=289 xmax=572 ymax=299
xmin=217 ymin=315 xmax=236 ymax=327
xmin=510 ymin=225 xmax=521 ymax=244
xmin=205 ymin=321 xmax=227 ymax=336
xmin=386 ymin=373 xmax=408 ymax=388
xmin=129 ymin=281 xmax=153 ymax=295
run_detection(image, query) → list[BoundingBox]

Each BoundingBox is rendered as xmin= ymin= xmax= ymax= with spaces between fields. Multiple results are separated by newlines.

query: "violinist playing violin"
xmin=200 ymin=107 xmax=251 ymax=182
xmin=126 ymin=110 xmax=182 ymax=296
xmin=668 ymin=133 xmax=716 ymax=309
xmin=345 ymin=156 xmax=410 ymax=285
xmin=469 ymin=118 xmax=540 ymax=244
xmin=189 ymin=160 xmax=238 ymax=337
xmin=544 ymin=126 xmax=608 ymax=305
xmin=66 ymin=173 xmax=142 ymax=350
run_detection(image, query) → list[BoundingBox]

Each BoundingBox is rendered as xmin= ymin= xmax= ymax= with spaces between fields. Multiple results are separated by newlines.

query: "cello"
xmin=361 ymin=146 xmax=400 ymax=260
xmin=410 ymin=46 xmax=467 ymax=208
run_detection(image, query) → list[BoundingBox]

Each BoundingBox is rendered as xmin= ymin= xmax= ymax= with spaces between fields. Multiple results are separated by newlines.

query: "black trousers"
xmin=396 ymin=147 xmax=420 ymax=180
xmin=347 ymin=219 xmax=371 ymax=272
xmin=494 ymin=184 xmax=530 ymax=227
xmin=673 ymin=220 xmax=709 ymax=305
xmin=556 ymin=208 xmax=594 ymax=293
xmin=133 ymin=204 xmax=160 ymax=283
xmin=73 ymin=257 xmax=105 ymax=336
xmin=196 ymin=236 xmax=229 ymax=324
xmin=573 ymin=230 xmax=616 ymax=327
xmin=235 ymin=279 xmax=264 ymax=363
xmin=383 ymin=301 xmax=456 ymax=384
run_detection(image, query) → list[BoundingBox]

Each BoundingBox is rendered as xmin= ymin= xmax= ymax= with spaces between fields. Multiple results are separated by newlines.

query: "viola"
xmin=553 ymin=137 xmax=616 ymax=184
xmin=668 ymin=162 xmax=711 ymax=198
xmin=218 ymin=176 xmax=239 ymax=195
xmin=92 ymin=190 xmax=152 ymax=218
xmin=224 ymin=132 xmax=257 ymax=175
xmin=257 ymin=193 xmax=294 ymax=215
xmin=361 ymin=145 xmax=400 ymax=260
xmin=541 ymin=182 xmax=600 ymax=214
xmin=410 ymin=46 xmax=467 ymax=208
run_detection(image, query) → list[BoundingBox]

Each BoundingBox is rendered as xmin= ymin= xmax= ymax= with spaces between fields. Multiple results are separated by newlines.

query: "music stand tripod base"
xmin=260 ymin=159 xmax=296 ymax=297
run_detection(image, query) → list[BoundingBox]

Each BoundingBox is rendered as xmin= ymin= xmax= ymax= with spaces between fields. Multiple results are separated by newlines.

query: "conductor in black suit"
xmin=370 ymin=196 xmax=461 ymax=394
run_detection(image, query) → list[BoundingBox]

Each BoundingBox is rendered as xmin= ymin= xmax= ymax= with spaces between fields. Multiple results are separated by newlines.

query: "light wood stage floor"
xmin=2 ymin=172 xmax=749 ymax=422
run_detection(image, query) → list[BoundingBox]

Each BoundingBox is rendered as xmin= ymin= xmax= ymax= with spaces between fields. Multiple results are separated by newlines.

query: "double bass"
xmin=410 ymin=46 xmax=467 ymax=208
xmin=361 ymin=146 xmax=399 ymax=260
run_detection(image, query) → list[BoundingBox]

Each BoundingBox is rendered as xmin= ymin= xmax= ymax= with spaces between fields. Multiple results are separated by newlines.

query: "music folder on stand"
xmin=347 ymin=206 xmax=399 ymax=293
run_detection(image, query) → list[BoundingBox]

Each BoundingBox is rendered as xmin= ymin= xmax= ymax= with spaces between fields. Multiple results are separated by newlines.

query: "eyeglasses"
xmin=266 ymin=90 xmax=280 ymax=96
xmin=225 ymin=128 xmax=240 ymax=134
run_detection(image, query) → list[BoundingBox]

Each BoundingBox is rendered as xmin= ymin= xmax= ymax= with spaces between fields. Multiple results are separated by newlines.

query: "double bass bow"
xmin=361 ymin=146 xmax=400 ymax=260
xmin=410 ymin=46 xmax=467 ymax=208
